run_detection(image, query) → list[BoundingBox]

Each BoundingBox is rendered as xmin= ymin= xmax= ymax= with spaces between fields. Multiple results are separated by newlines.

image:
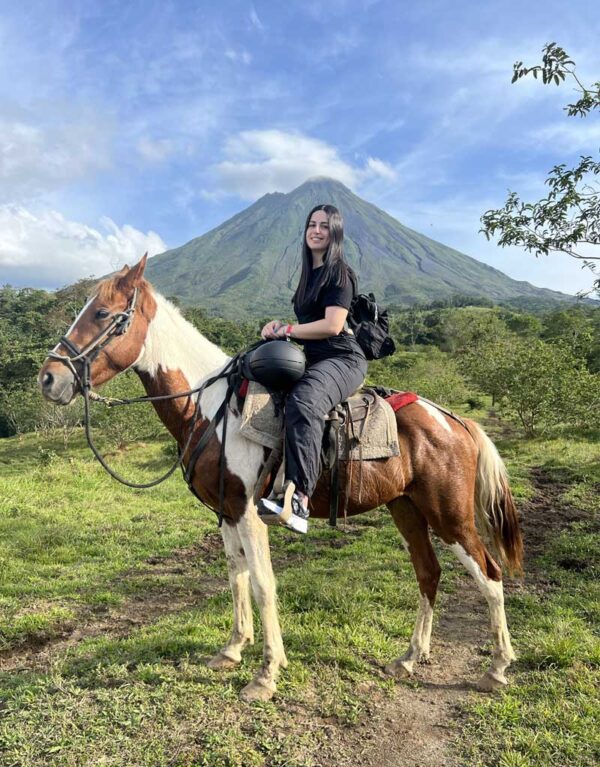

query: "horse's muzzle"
xmin=39 ymin=362 xmax=78 ymax=405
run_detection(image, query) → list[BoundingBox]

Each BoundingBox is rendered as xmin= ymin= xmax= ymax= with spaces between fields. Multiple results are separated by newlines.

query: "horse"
xmin=39 ymin=254 xmax=523 ymax=702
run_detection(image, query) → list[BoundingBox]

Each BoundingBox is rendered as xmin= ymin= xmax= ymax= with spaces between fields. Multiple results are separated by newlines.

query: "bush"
xmin=91 ymin=372 xmax=167 ymax=450
xmin=0 ymin=383 xmax=84 ymax=440
xmin=460 ymin=335 xmax=600 ymax=436
xmin=368 ymin=347 xmax=471 ymax=407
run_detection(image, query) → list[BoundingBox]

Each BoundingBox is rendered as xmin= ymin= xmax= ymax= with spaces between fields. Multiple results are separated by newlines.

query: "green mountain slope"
xmin=146 ymin=177 xmax=577 ymax=318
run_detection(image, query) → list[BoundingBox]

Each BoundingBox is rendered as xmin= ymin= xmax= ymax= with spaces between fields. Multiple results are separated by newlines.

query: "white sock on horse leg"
xmin=449 ymin=542 xmax=515 ymax=678
xmin=237 ymin=511 xmax=287 ymax=682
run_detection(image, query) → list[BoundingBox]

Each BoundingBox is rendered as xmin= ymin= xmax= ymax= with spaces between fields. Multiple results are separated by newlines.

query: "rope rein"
xmin=46 ymin=291 xmax=262 ymax=525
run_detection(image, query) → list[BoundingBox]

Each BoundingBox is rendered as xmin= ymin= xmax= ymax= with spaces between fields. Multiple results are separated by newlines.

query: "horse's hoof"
xmin=384 ymin=659 xmax=413 ymax=678
xmin=240 ymin=679 xmax=275 ymax=702
xmin=207 ymin=652 xmax=240 ymax=671
xmin=477 ymin=671 xmax=508 ymax=692
xmin=240 ymin=678 xmax=275 ymax=702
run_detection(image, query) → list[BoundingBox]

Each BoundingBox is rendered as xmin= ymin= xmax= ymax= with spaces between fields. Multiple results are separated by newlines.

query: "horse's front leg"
xmin=236 ymin=503 xmax=288 ymax=702
xmin=207 ymin=521 xmax=254 ymax=670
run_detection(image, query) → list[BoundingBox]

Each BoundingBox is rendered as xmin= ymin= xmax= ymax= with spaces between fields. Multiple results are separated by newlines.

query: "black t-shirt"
xmin=294 ymin=266 xmax=365 ymax=363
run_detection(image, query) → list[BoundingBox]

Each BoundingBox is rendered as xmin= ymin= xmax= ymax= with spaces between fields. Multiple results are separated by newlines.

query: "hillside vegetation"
xmin=1 ymin=281 xmax=598 ymax=440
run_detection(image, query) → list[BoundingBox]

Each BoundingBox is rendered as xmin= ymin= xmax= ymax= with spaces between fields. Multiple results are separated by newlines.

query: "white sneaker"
xmin=257 ymin=491 xmax=309 ymax=534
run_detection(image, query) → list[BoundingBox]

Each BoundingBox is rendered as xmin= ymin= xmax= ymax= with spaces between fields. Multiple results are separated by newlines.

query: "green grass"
xmin=0 ymin=432 xmax=214 ymax=650
xmin=0 ymin=431 xmax=428 ymax=765
xmin=0 ymin=425 xmax=599 ymax=766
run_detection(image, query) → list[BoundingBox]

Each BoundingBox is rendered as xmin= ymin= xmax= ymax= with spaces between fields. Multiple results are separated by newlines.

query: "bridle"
xmin=44 ymin=289 xmax=244 ymax=525
xmin=47 ymin=288 xmax=139 ymax=391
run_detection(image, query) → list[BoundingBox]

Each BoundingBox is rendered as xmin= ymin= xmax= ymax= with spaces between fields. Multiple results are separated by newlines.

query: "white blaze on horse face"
xmin=51 ymin=295 xmax=96 ymax=353
xmin=416 ymin=400 xmax=451 ymax=432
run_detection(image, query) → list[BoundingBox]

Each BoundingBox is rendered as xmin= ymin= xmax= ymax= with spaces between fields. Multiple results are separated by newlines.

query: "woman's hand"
xmin=261 ymin=320 xmax=281 ymax=340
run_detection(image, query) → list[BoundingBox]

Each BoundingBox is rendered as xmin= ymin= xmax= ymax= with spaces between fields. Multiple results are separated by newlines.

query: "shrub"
xmin=91 ymin=372 xmax=166 ymax=450
xmin=368 ymin=347 xmax=471 ymax=407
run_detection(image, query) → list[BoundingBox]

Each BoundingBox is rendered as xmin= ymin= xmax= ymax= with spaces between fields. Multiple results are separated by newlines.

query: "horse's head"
xmin=39 ymin=254 xmax=155 ymax=404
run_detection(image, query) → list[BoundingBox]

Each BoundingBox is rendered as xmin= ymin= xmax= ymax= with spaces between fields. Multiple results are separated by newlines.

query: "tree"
xmin=396 ymin=306 xmax=427 ymax=348
xmin=481 ymin=43 xmax=600 ymax=295
xmin=541 ymin=307 xmax=594 ymax=363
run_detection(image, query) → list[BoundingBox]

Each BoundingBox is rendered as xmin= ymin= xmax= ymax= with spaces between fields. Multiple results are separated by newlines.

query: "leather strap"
xmin=328 ymin=411 xmax=342 ymax=527
xmin=278 ymin=481 xmax=296 ymax=524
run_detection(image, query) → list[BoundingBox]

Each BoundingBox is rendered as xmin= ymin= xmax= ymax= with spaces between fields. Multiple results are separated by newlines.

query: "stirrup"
xmin=257 ymin=482 xmax=309 ymax=534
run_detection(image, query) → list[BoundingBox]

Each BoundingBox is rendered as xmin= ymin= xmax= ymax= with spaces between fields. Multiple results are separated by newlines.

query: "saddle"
xmin=239 ymin=382 xmax=400 ymax=526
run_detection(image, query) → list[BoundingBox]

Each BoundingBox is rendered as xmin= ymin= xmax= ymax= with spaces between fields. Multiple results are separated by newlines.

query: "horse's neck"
xmin=134 ymin=292 xmax=230 ymax=441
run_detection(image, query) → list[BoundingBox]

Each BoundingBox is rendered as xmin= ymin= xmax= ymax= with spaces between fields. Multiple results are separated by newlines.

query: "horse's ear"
xmin=121 ymin=253 xmax=148 ymax=288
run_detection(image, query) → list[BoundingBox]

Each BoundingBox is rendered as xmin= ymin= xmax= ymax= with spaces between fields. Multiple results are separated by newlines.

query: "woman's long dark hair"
xmin=292 ymin=204 xmax=354 ymax=312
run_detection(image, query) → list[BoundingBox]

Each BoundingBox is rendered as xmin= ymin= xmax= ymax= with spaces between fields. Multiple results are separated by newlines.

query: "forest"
xmin=1 ymin=281 xmax=598 ymax=442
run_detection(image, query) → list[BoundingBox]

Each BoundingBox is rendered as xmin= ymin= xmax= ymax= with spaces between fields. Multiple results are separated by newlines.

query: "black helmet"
xmin=242 ymin=340 xmax=306 ymax=390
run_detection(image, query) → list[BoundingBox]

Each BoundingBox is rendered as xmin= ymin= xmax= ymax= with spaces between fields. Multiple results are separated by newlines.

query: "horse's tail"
xmin=467 ymin=419 xmax=524 ymax=577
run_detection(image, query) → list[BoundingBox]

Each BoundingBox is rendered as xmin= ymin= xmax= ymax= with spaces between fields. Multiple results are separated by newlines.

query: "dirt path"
xmin=315 ymin=570 xmax=490 ymax=767
xmin=315 ymin=466 xmax=591 ymax=767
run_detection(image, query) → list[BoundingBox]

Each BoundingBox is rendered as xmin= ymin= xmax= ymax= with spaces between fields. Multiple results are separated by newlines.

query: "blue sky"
xmin=1 ymin=0 xmax=599 ymax=295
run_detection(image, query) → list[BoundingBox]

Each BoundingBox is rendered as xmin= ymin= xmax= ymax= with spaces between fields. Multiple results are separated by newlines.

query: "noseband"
xmin=43 ymin=288 xmax=249 ymax=525
xmin=47 ymin=288 xmax=139 ymax=389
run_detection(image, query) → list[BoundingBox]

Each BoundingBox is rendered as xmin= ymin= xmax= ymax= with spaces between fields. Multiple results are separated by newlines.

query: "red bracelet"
xmin=285 ymin=324 xmax=293 ymax=339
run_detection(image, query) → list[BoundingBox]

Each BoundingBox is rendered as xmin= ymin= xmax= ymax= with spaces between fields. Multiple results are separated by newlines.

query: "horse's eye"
xmin=95 ymin=309 xmax=110 ymax=320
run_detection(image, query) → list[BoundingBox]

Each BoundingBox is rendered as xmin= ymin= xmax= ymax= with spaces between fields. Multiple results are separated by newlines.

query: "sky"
xmin=0 ymin=0 xmax=599 ymax=296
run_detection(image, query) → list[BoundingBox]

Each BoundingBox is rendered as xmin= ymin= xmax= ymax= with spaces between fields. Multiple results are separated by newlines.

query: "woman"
xmin=257 ymin=204 xmax=368 ymax=533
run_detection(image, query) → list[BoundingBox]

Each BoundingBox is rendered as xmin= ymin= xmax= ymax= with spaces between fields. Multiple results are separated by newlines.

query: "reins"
xmin=80 ymin=357 xmax=236 ymax=490
xmin=46 ymin=291 xmax=262 ymax=526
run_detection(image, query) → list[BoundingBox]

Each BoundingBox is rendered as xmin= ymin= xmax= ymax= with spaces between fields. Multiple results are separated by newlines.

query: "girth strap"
xmin=328 ymin=410 xmax=342 ymax=527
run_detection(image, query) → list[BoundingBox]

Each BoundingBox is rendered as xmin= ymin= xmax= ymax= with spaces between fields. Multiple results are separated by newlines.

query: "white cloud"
xmin=0 ymin=113 xmax=112 ymax=202
xmin=213 ymin=130 xmax=396 ymax=199
xmin=198 ymin=188 xmax=227 ymax=202
xmin=365 ymin=156 xmax=397 ymax=181
xmin=0 ymin=205 xmax=166 ymax=288
xmin=528 ymin=121 xmax=600 ymax=153
xmin=224 ymin=48 xmax=252 ymax=65
xmin=249 ymin=6 xmax=264 ymax=31
xmin=136 ymin=136 xmax=178 ymax=163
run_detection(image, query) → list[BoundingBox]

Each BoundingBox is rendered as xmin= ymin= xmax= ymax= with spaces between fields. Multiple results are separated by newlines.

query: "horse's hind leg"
xmin=207 ymin=522 xmax=254 ymax=670
xmin=385 ymin=497 xmax=441 ymax=678
xmin=448 ymin=530 xmax=516 ymax=691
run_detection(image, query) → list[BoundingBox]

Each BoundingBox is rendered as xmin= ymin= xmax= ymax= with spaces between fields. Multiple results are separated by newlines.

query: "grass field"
xmin=0 ymin=423 xmax=598 ymax=766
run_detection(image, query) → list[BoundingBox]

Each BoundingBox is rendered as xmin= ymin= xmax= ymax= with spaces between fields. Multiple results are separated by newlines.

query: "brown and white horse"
xmin=39 ymin=255 xmax=523 ymax=702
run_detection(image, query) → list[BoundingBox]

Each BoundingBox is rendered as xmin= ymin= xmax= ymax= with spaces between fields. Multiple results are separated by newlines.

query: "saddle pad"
xmin=240 ymin=382 xmax=400 ymax=461
xmin=336 ymin=394 xmax=400 ymax=461
xmin=386 ymin=391 xmax=418 ymax=411
xmin=239 ymin=381 xmax=283 ymax=449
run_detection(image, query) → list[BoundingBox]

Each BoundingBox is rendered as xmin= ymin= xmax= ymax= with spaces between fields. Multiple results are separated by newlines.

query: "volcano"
xmin=146 ymin=177 xmax=574 ymax=318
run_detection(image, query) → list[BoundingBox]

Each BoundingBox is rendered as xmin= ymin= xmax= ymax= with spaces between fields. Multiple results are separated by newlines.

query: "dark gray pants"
xmin=285 ymin=354 xmax=368 ymax=497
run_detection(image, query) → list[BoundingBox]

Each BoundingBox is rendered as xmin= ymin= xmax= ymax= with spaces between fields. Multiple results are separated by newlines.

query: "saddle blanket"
xmin=239 ymin=381 xmax=401 ymax=461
